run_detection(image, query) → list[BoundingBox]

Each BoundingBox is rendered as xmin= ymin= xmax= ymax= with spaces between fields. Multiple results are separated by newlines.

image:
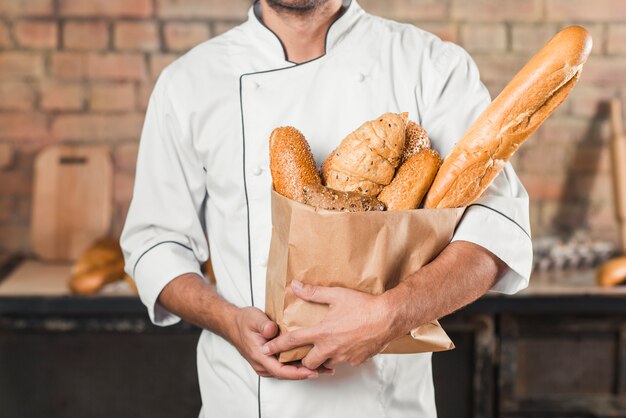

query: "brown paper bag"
xmin=265 ymin=190 xmax=465 ymax=362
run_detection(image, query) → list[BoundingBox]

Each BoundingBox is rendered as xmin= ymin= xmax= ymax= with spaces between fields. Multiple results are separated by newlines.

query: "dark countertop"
xmin=0 ymin=256 xmax=625 ymax=317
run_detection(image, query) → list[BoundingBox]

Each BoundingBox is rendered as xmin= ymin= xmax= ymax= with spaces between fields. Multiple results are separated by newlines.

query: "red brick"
xmin=0 ymin=197 xmax=13 ymax=222
xmin=114 ymin=22 xmax=159 ymax=51
xmin=0 ymin=113 xmax=48 ymax=140
xmin=520 ymin=141 xmax=573 ymax=175
xmin=0 ymin=0 xmax=53 ymax=16
xmin=0 ymin=141 xmax=15 ymax=169
xmin=63 ymin=21 xmax=109 ymax=50
xmin=164 ymin=22 xmax=210 ymax=52
xmin=87 ymin=53 xmax=147 ymax=81
xmin=451 ymin=0 xmax=543 ymax=22
xmin=473 ymin=55 xmax=528 ymax=85
xmin=14 ymin=20 xmax=57 ymax=49
xmin=15 ymin=198 xmax=31 ymax=223
xmin=0 ymin=22 xmax=12 ymax=47
xmin=414 ymin=22 xmax=458 ymax=42
xmin=137 ymin=82 xmax=155 ymax=110
xmin=114 ymin=171 xmax=135 ymax=203
xmin=546 ymin=0 xmax=626 ymax=21
xmin=537 ymin=116 xmax=598 ymax=144
xmin=59 ymin=0 xmax=153 ymax=17
xmin=358 ymin=0 xmax=448 ymax=21
xmin=0 ymin=82 xmax=36 ymax=110
xmin=52 ymin=113 xmax=145 ymax=141
xmin=578 ymin=56 xmax=626 ymax=86
xmin=89 ymin=82 xmax=135 ymax=111
xmin=149 ymin=53 xmax=178 ymax=79
xmin=571 ymin=174 xmax=614 ymax=202
xmin=0 ymin=224 xmax=30 ymax=253
xmin=156 ymin=0 xmax=249 ymax=19
xmin=52 ymin=52 xmax=147 ymax=81
xmin=114 ymin=142 xmax=139 ymax=171
xmin=518 ymin=172 xmax=566 ymax=200
xmin=212 ymin=21 xmax=241 ymax=37
xmin=40 ymin=82 xmax=84 ymax=111
xmin=570 ymin=145 xmax=611 ymax=174
xmin=460 ymin=24 xmax=507 ymax=53
xmin=0 ymin=52 xmax=45 ymax=80
xmin=567 ymin=85 xmax=615 ymax=118
xmin=0 ymin=169 xmax=32 ymax=195
xmin=512 ymin=24 xmax=558 ymax=54
xmin=607 ymin=24 xmax=626 ymax=55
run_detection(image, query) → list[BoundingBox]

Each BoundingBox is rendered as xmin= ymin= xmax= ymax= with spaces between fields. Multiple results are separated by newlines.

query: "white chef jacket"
xmin=121 ymin=1 xmax=533 ymax=417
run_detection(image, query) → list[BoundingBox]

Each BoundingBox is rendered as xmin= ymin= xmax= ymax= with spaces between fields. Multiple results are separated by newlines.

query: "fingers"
xmin=263 ymin=328 xmax=316 ymax=356
xmin=260 ymin=321 xmax=278 ymax=339
xmin=291 ymin=280 xmax=338 ymax=305
xmin=259 ymin=355 xmax=319 ymax=380
xmin=301 ymin=345 xmax=329 ymax=370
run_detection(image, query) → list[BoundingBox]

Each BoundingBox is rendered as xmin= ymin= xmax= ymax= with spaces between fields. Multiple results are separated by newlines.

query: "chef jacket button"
xmin=355 ymin=73 xmax=365 ymax=82
xmin=258 ymin=258 xmax=268 ymax=268
xmin=252 ymin=166 xmax=263 ymax=176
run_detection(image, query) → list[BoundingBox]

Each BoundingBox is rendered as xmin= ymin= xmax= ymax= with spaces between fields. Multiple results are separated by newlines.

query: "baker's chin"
xmin=265 ymin=0 xmax=330 ymax=14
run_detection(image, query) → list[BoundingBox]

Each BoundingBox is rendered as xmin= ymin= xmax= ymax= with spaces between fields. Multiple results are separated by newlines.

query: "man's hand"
xmin=229 ymin=306 xmax=322 ymax=380
xmin=262 ymin=280 xmax=399 ymax=370
xmin=158 ymin=273 xmax=322 ymax=380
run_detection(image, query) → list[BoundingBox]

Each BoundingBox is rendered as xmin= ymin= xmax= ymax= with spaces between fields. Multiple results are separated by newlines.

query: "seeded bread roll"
xmin=378 ymin=149 xmax=442 ymax=210
xmin=323 ymin=112 xmax=408 ymax=196
xmin=424 ymin=26 xmax=592 ymax=209
xmin=270 ymin=126 xmax=321 ymax=203
xmin=401 ymin=121 xmax=431 ymax=165
xmin=303 ymin=183 xmax=385 ymax=212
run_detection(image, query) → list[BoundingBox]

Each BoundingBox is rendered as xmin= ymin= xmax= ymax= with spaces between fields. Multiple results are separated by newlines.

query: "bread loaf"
xmin=424 ymin=26 xmax=592 ymax=209
xmin=323 ymin=112 xmax=408 ymax=196
xmin=70 ymin=238 xmax=128 ymax=294
xmin=270 ymin=126 xmax=321 ymax=203
xmin=379 ymin=149 xmax=442 ymax=210
xmin=597 ymin=256 xmax=626 ymax=287
xmin=303 ymin=183 xmax=385 ymax=212
xmin=401 ymin=121 xmax=431 ymax=164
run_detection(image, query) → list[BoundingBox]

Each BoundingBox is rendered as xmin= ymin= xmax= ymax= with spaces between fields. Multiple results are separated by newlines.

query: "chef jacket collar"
xmin=248 ymin=0 xmax=362 ymax=65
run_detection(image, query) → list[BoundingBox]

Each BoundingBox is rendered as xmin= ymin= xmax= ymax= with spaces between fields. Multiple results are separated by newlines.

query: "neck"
xmin=260 ymin=0 xmax=344 ymax=63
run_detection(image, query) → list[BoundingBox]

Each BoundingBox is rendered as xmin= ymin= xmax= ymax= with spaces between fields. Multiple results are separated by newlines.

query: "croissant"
xmin=323 ymin=112 xmax=408 ymax=197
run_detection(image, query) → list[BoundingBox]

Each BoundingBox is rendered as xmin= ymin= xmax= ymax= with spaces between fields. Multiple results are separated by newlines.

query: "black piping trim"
xmin=252 ymin=0 xmax=351 ymax=64
xmin=132 ymin=240 xmax=193 ymax=277
xmin=467 ymin=203 xmax=531 ymax=239
xmin=241 ymin=5 xmax=353 ymax=416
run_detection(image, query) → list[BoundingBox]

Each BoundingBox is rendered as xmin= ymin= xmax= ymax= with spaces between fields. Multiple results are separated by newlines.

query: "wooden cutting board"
xmin=31 ymin=145 xmax=113 ymax=261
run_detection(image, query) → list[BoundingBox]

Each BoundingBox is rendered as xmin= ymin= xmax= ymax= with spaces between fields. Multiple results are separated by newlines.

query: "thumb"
xmin=260 ymin=321 xmax=278 ymax=339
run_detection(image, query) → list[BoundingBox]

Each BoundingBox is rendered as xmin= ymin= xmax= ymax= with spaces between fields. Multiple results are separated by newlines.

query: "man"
xmin=121 ymin=0 xmax=532 ymax=416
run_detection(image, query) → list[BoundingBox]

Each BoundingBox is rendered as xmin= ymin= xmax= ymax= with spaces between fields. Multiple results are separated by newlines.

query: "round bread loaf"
xmin=401 ymin=121 xmax=431 ymax=164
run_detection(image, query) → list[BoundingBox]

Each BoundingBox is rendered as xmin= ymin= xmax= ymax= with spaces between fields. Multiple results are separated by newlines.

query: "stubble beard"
xmin=264 ymin=0 xmax=331 ymax=16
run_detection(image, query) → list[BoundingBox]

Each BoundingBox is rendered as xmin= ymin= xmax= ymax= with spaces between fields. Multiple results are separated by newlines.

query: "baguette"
xmin=379 ymin=148 xmax=442 ymax=210
xmin=269 ymin=126 xmax=321 ymax=203
xmin=303 ymin=183 xmax=385 ymax=212
xmin=424 ymin=26 xmax=592 ymax=209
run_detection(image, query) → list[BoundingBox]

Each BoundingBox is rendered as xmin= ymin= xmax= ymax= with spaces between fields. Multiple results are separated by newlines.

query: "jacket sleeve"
xmin=420 ymin=41 xmax=533 ymax=294
xmin=120 ymin=67 xmax=209 ymax=325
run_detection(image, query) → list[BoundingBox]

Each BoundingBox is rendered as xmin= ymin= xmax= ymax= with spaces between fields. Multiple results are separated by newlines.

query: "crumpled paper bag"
xmin=265 ymin=190 xmax=465 ymax=362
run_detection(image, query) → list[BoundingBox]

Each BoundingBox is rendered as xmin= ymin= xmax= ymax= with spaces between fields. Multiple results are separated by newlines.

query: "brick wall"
xmin=0 ymin=0 xmax=624 ymax=254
